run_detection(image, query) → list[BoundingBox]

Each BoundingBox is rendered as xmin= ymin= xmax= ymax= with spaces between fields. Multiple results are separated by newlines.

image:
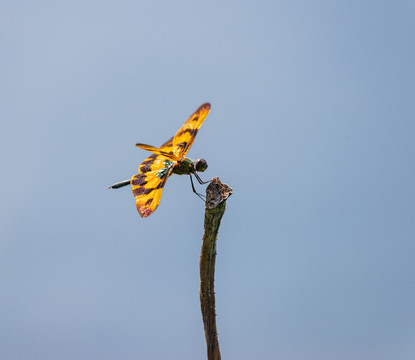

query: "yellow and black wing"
xmin=135 ymin=143 xmax=180 ymax=161
xmin=131 ymin=154 xmax=175 ymax=218
xmin=171 ymin=103 xmax=211 ymax=160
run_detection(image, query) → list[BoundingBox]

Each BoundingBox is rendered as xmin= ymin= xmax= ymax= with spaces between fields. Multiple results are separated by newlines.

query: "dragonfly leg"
xmin=194 ymin=172 xmax=211 ymax=185
xmin=189 ymin=174 xmax=206 ymax=201
xmin=108 ymin=179 xmax=131 ymax=189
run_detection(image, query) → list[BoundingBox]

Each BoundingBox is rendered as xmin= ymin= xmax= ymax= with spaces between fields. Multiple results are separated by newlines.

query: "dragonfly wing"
xmin=136 ymin=143 xmax=180 ymax=161
xmin=172 ymin=103 xmax=211 ymax=159
xmin=131 ymin=154 xmax=175 ymax=218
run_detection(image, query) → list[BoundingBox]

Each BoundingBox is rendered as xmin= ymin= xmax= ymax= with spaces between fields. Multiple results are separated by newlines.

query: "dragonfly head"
xmin=194 ymin=158 xmax=208 ymax=173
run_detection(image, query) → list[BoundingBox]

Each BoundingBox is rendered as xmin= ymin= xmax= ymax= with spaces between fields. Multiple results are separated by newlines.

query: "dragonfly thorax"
xmin=172 ymin=157 xmax=208 ymax=175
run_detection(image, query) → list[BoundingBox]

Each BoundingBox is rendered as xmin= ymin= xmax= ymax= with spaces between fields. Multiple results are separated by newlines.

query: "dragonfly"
xmin=109 ymin=103 xmax=211 ymax=218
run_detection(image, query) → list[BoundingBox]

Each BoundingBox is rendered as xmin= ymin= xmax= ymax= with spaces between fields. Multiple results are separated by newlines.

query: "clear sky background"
xmin=1 ymin=1 xmax=414 ymax=359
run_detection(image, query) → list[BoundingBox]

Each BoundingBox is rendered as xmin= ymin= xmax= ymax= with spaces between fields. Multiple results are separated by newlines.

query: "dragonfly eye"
xmin=195 ymin=158 xmax=208 ymax=172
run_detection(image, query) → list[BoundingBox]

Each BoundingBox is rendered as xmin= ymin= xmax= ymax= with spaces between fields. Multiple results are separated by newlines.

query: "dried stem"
xmin=200 ymin=177 xmax=233 ymax=360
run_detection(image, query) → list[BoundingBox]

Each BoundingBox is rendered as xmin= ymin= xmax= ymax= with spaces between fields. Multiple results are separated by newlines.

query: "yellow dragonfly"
xmin=109 ymin=103 xmax=211 ymax=218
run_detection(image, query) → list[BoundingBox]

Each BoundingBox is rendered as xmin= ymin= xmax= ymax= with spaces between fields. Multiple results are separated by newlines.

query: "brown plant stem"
xmin=200 ymin=177 xmax=233 ymax=360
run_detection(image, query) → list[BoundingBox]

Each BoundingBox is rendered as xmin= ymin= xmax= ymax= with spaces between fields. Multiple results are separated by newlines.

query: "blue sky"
xmin=1 ymin=1 xmax=415 ymax=359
